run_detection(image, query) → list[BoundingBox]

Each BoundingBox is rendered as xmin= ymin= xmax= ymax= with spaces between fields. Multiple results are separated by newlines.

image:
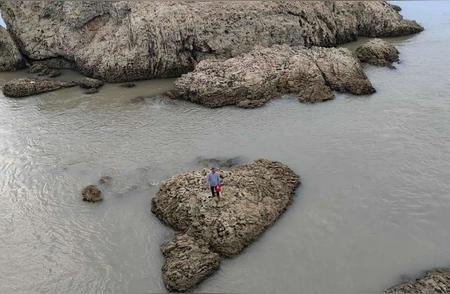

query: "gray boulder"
xmin=2 ymin=78 xmax=77 ymax=98
xmin=174 ymin=45 xmax=375 ymax=108
xmin=0 ymin=1 xmax=423 ymax=82
xmin=152 ymin=159 xmax=300 ymax=291
xmin=356 ymin=38 xmax=400 ymax=67
xmin=0 ymin=26 xmax=24 ymax=71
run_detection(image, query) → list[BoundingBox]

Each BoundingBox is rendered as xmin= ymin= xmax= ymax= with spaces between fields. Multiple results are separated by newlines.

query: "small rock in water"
xmin=83 ymin=88 xmax=99 ymax=95
xmin=78 ymin=77 xmax=104 ymax=89
xmin=120 ymin=82 xmax=136 ymax=88
xmin=129 ymin=96 xmax=146 ymax=104
xmin=161 ymin=90 xmax=178 ymax=99
xmin=355 ymin=39 xmax=400 ymax=67
xmin=98 ymin=176 xmax=112 ymax=185
xmin=47 ymin=69 xmax=62 ymax=78
xmin=2 ymin=78 xmax=77 ymax=98
xmin=81 ymin=185 xmax=102 ymax=202
xmin=28 ymin=63 xmax=62 ymax=78
xmin=29 ymin=63 xmax=49 ymax=74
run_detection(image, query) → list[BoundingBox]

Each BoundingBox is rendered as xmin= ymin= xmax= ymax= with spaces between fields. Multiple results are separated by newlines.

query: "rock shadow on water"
xmin=194 ymin=156 xmax=245 ymax=169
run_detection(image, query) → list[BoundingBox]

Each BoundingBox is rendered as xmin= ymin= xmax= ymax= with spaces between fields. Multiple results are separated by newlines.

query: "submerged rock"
xmin=195 ymin=156 xmax=243 ymax=169
xmin=77 ymin=77 xmax=104 ymax=89
xmin=151 ymin=159 xmax=300 ymax=291
xmin=83 ymin=88 xmax=99 ymax=95
xmin=356 ymin=39 xmax=400 ymax=67
xmin=81 ymin=185 xmax=102 ymax=202
xmin=120 ymin=83 xmax=136 ymax=88
xmin=161 ymin=233 xmax=220 ymax=292
xmin=2 ymin=78 xmax=77 ymax=98
xmin=0 ymin=27 xmax=25 ymax=71
xmin=386 ymin=269 xmax=450 ymax=293
xmin=174 ymin=45 xmax=375 ymax=108
xmin=29 ymin=63 xmax=62 ymax=78
xmin=0 ymin=1 xmax=423 ymax=82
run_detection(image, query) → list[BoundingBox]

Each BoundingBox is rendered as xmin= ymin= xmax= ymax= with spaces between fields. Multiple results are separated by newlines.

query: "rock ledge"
xmin=174 ymin=45 xmax=375 ymax=108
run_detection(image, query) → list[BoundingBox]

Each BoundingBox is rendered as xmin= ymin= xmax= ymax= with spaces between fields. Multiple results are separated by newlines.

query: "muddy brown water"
xmin=0 ymin=2 xmax=449 ymax=293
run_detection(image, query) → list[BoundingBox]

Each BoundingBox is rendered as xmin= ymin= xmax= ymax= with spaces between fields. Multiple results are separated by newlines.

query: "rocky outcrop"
xmin=173 ymin=45 xmax=375 ymax=108
xmin=151 ymin=159 xmax=300 ymax=291
xmin=386 ymin=269 xmax=450 ymax=293
xmin=0 ymin=26 xmax=24 ymax=71
xmin=161 ymin=233 xmax=220 ymax=292
xmin=0 ymin=1 xmax=423 ymax=82
xmin=2 ymin=78 xmax=77 ymax=98
xmin=356 ymin=38 xmax=400 ymax=67
xmin=81 ymin=185 xmax=102 ymax=202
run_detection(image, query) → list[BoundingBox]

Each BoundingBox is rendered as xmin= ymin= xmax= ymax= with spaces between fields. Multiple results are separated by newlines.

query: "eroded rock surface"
xmin=356 ymin=38 xmax=400 ymax=67
xmin=386 ymin=269 xmax=450 ymax=293
xmin=0 ymin=1 xmax=423 ymax=81
xmin=0 ymin=26 xmax=25 ymax=71
xmin=152 ymin=159 xmax=300 ymax=291
xmin=161 ymin=233 xmax=220 ymax=292
xmin=2 ymin=78 xmax=77 ymax=98
xmin=174 ymin=45 xmax=375 ymax=108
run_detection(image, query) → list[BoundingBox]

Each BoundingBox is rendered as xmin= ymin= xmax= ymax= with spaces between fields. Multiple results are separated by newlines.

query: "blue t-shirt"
xmin=207 ymin=172 xmax=220 ymax=187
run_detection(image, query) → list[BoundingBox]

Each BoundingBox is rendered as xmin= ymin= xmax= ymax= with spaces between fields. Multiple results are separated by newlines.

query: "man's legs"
xmin=210 ymin=186 xmax=216 ymax=197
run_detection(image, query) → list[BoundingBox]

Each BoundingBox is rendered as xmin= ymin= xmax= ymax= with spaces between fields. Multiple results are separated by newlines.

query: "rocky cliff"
xmin=0 ymin=1 xmax=423 ymax=82
xmin=0 ymin=26 xmax=24 ymax=71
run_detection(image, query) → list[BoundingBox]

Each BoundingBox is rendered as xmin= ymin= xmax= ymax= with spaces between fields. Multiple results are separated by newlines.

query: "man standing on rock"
xmin=207 ymin=167 xmax=221 ymax=199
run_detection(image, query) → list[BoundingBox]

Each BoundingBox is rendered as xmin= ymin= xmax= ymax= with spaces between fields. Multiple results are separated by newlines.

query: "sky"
xmin=0 ymin=16 xmax=4 ymax=27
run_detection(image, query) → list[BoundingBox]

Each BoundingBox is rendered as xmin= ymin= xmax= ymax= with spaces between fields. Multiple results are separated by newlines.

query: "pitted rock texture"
xmin=0 ymin=1 xmax=423 ymax=82
xmin=174 ymin=45 xmax=375 ymax=108
xmin=161 ymin=233 xmax=220 ymax=292
xmin=81 ymin=185 xmax=103 ymax=202
xmin=356 ymin=38 xmax=400 ymax=67
xmin=151 ymin=159 xmax=300 ymax=291
xmin=386 ymin=269 xmax=450 ymax=293
xmin=0 ymin=26 xmax=25 ymax=71
xmin=2 ymin=78 xmax=77 ymax=98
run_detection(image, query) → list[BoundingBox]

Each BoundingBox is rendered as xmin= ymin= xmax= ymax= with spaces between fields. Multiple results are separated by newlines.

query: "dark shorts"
xmin=210 ymin=186 xmax=219 ymax=197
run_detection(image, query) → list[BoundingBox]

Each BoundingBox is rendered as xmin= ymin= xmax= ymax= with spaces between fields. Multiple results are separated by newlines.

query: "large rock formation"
xmin=174 ymin=45 xmax=375 ymax=108
xmin=0 ymin=26 xmax=24 ymax=71
xmin=0 ymin=1 xmax=423 ymax=82
xmin=151 ymin=159 xmax=300 ymax=291
xmin=2 ymin=78 xmax=77 ymax=98
xmin=356 ymin=38 xmax=400 ymax=67
xmin=386 ymin=269 xmax=450 ymax=293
